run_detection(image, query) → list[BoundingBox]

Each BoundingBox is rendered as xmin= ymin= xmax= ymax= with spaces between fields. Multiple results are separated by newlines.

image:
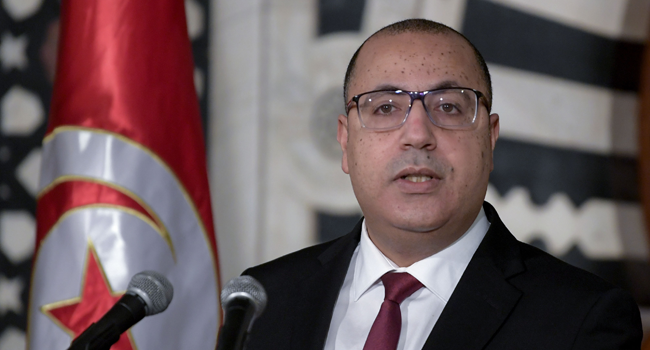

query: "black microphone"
xmin=68 ymin=270 xmax=174 ymax=350
xmin=216 ymin=276 xmax=267 ymax=350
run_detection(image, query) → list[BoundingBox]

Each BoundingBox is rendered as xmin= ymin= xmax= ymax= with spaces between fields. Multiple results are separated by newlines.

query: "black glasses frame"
xmin=345 ymin=87 xmax=489 ymax=131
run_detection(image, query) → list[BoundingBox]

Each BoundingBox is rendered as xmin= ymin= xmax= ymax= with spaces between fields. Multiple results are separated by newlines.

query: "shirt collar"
xmin=352 ymin=207 xmax=490 ymax=302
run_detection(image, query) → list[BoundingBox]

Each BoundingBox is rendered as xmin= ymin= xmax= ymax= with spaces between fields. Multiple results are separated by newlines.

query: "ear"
xmin=488 ymin=113 xmax=500 ymax=171
xmin=337 ymin=114 xmax=350 ymax=174
xmin=489 ymin=113 xmax=499 ymax=150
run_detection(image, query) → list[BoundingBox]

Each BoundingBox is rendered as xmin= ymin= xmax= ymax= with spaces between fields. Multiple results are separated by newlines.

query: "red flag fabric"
xmin=27 ymin=0 xmax=220 ymax=349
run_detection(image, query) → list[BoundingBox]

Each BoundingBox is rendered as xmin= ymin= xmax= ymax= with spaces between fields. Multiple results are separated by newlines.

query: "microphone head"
xmin=221 ymin=276 xmax=267 ymax=318
xmin=127 ymin=271 xmax=174 ymax=316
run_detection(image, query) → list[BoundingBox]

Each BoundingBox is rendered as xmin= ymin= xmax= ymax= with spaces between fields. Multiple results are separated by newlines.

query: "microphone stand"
xmin=215 ymin=296 xmax=257 ymax=350
xmin=67 ymin=294 xmax=145 ymax=350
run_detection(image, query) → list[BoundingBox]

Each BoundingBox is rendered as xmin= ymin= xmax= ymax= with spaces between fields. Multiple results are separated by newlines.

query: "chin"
xmin=390 ymin=214 xmax=448 ymax=234
xmin=372 ymin=199 xmax=447 ymax=232
xmin=393 ymin=223 xmax=443 ymax=233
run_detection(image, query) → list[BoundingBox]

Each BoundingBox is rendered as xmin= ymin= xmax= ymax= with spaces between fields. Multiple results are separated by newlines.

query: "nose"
xmin=399 ymin=99 xmax=437 ymax=150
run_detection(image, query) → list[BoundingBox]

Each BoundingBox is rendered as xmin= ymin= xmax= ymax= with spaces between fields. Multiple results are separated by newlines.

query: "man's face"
xmin=338 ymin=32 xmax=499 ymax=244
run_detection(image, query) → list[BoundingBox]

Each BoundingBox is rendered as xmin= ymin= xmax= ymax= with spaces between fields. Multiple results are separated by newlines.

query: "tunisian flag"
xmin=27 ymin=0 xmax=220 ymax=349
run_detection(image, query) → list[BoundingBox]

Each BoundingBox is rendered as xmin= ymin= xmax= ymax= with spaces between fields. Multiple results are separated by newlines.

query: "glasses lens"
xmin=423 ymin=89 xmax=477 ymax=128
xmin=357 ymin=91 xmax=410 ymax=130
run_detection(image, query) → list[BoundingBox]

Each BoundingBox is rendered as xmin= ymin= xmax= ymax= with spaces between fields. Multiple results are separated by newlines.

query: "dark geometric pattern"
xmin=460 ymin=1 xmax=649 ymax=305
xmin=469 ymin=1 xmax=648 ymax=307
xmin=0 ymin=0 xmax=59 ymax=343
xmin=463 ymin=0 xmax=644 ymax=92
xmin=189 ymin=0 xmax=211 ymax=140
xmin=492 ymin=138 xmax=639 ymax=206
xmin=317 ymin=0 xmax=365 ymax=36
xmin=0 ymin=0 xmax=210 ymax=345
xmin=464 ymin=1 xmax=649 ymax=306
xmin=315 ymin=0 xmax=650 ymax=309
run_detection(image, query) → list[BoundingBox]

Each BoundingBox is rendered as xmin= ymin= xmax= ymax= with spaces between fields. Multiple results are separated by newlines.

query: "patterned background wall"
xmin=469 ymin=0 xmax=650 ymax=307
xmin=211 ymin=0 xmax=650 ymax=339
xmin=0 ymin=0 xmax=210 ymax=348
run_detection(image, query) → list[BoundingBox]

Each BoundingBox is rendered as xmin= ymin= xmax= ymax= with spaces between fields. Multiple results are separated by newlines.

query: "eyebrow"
xmin=373 ymin=80 xmax=465 ymax=92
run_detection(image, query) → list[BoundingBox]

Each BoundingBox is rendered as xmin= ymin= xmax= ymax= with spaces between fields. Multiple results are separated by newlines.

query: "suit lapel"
xmin=286 ymin=204 xmax=524 ymax=350
xmin=290 ymin=220 xmax=362 ymax=350
xmin=422 ymin=203 xmax=525 ymax=350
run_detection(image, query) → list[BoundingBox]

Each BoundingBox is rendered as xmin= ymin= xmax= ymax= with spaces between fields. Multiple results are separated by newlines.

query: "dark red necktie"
xmin=363 ymin=272 xmax=424 ymax=350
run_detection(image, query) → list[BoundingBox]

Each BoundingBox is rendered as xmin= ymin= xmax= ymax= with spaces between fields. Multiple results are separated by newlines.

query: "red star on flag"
xmin=42 ymin=245 xmax=136 ymax=350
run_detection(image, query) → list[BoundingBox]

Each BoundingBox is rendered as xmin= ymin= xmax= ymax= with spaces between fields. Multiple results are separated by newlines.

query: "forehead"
xmin=350 ymin=32 xmax=485 ymax=97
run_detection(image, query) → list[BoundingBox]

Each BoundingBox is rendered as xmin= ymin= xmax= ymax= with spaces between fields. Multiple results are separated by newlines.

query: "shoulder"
xmin=483 ymin=201 xmax=623 ymax=296
xmin=242 ymin=222 xmax=362 ymax=350
xmin=512 ymin=240 xmax=639 ymax=317
xmin=516 ymin=241 xmax=610 ymax=291
xmin=515 ymin=240 xmax=639 ymax=316
xmin=482 ymin=203 xmax=642 ymax=347
xmin=517 ymin=243 xmax=642 ymax=347
xmin=243 ymin=238 xmax=337 ymax=283
xmin=242 ymin=220 xmax=362 ymax=290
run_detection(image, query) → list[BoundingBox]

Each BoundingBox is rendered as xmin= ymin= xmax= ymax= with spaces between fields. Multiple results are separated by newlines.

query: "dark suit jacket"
xmin=243 ymin=202 xmax=642 ymax=349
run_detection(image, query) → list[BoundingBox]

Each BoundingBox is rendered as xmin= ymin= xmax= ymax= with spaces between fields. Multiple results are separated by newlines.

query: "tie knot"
xmin=380 ymin=272 xmax=423 ymax=304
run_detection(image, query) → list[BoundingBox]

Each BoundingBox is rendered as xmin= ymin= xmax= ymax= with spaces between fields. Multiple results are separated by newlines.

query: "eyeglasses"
xmin=346 ymin=88 xmax=488 ymax=131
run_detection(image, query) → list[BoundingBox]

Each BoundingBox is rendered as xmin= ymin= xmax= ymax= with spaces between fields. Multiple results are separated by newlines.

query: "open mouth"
xmin=401 ymin=175 xmax=433 ymax=182
xmin=395 ymin=167 xmax=440 ymax=183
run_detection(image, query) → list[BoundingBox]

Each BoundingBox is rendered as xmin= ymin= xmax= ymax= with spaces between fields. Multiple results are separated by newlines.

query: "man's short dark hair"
xmin=343 ymin=19 xmax=492 ymax=112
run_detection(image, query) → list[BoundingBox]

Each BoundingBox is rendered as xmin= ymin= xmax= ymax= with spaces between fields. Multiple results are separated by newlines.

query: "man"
xmin=243 ymin=19 xmax=642 ymax=349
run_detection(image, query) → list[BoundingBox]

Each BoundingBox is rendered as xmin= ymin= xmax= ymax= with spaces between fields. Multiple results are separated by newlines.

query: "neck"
xmin=365 ymin=212 xmax=479 ymax=267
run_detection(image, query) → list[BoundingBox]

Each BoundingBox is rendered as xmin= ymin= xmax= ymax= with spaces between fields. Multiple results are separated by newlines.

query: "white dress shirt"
xmin=323 ymin=208 xmax=490 ymax=350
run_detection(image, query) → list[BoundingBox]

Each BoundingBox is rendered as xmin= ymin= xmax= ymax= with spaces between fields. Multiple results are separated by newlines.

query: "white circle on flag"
xmin=31 ymin=129 xmax=219 ymax=350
